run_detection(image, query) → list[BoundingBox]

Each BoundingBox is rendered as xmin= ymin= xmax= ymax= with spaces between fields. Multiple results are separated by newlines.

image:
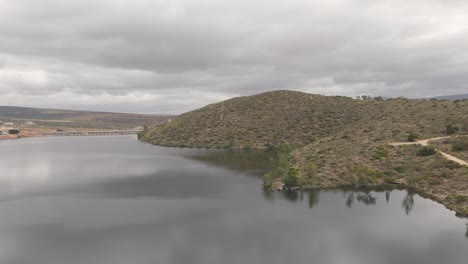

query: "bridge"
xmin=45 ymin=130 xmax=142 ymax=137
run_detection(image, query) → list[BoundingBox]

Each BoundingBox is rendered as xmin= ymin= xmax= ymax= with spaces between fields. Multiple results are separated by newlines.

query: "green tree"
xmin=262 ymin=172 xmax=273 ymax=188
xmin=407 ymin=132 xmax=419 ymax=142
xmin=306 ymin=162 xmax=316 ymax=180
xmin=417 ymin=146 xmax=437 ymax=156
xmin=284 ymin=169 xmax=300 ymax=188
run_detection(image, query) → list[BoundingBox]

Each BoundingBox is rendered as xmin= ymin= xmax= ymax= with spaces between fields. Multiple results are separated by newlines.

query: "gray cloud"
xmin=0 ymin=0 xmax=467 ymax=114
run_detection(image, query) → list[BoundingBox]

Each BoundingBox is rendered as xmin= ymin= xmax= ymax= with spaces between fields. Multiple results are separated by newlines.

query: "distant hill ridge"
xmin=0 ymin=106 xmax=171 ymax=130
xmin=430 ymin=93 xmax=468 ymax=101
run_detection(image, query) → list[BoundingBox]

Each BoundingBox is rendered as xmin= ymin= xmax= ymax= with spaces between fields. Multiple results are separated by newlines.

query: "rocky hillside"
xmin=140 ymin=90 xmax=468 ymax=215
xmin=139 ymin=90 xmax=467 ymax=148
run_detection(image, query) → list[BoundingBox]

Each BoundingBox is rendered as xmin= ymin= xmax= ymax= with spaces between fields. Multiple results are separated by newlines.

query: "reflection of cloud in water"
xmin=64 ymin=170 xmax=230 ymax=199
xmin=0 ymin=158 xmax=167 ymax=197
xmin=0 ymin=160 xmax=51 ymax=194
xmin=0 ymin=196 xmax=222 ymax=230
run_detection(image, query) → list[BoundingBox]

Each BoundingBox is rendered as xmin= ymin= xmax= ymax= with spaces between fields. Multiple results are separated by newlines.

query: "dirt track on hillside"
xmin=389 ymin=136 xmax=467 ymax=166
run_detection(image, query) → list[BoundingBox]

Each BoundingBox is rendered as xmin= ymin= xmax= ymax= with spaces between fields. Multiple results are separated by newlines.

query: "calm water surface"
xmin=0 ymin=135 xmax=467 ymax=264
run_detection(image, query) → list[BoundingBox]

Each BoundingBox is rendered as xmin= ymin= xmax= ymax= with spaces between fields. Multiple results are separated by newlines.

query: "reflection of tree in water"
xmin=308 ymin=190 xmax=319 ymax=208
xmin=402 ymin=191 xmax=415 ymax=215
xmin=465 ymin=223 xmax=468 ymax=239
xmin=262 ymin=190 xmax=274 ymax=201
xmin=345 ymin=191 xmax=377 ymax=207
xmin=385 ymin=191 xmax=391 ymax=203
xmin=346 ymin=193 xmax=355 ymax=208
xmin=356 ymin=192 xmax=377 ymax=206
xmin=283 ymin=190 xmax=299 ymax=203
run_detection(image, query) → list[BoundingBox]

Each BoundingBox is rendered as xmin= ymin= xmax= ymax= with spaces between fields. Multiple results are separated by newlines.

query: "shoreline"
xmin=0 ymin=135 xmax=19 ymax=140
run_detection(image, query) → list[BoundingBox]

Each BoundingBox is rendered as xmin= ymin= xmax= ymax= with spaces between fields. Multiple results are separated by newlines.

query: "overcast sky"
xmin=0 ymin=0 xmax=467 ymax=114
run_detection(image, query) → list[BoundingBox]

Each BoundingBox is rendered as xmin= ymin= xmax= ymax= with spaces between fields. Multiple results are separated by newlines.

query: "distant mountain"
xmin=431 ymin=93 xmax=468 ymax=100
xmin=0 ymin=106 xmax=171 ymax=129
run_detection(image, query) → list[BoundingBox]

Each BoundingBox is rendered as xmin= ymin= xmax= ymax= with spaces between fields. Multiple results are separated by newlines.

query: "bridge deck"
xmin=45 ymin=130 xmax=142 ymax=136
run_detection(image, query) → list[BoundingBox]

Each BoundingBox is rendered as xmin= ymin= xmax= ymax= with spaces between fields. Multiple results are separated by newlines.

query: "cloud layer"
xmin=1 ymin=0 xmax=467 ymax=113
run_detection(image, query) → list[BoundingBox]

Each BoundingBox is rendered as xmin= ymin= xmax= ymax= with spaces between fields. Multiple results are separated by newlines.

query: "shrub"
xmin=394 ymin=165 xmax=410 ymax=173
xmin=263 ymin=172 xmax=273 ymax=188
xmin=462 ymin=120 xmax=468 ymax=133
xmin=454 ymin=195 xmax=468 ymax=204
xmin=306 ymin=162 xmax=316 ymax=179
xmin=384 ymin=176 xmax=398 ymax=184
xmin=417 ymin=146 xmax=437 ymax=156
xmin=445 ymin=161 xmax=462 ymax=170
xmin=446 ymin=124 xmax=459 ymax=135
xmin=452 ymin=138 xmax=468 ymax=151
xmin=8 ymin=129 xmax=20 ymax=135
xmin=372 ymin=148 xmax=389 ymax=160
xmin=407 ymin=132 xmax=419 ymax=142
xmin=283 ymin=169 xmax=300 ymax=188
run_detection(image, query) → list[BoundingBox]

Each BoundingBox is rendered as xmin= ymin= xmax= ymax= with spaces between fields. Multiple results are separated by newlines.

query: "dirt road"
xmin=389 ymin=136 xmax=467 ymax=166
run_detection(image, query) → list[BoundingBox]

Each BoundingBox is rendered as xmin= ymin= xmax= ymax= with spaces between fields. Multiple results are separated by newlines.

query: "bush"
xmin=8 ymin=129 xmax=20 ymax=135
xmin=454 ymin=195 xmax=468 ymax=204
xmin=306 ymin=162 xmax=316 ymax=179
xmin=446 ymin=124 xmax=459 ymax=135
xmin=263 ymin=172 xmax=273 ymax=188
xmin=417 ymin=146 xmax=437 ymax=156
xmin=283 ymin=169 xmax=300 ymax=188
xmin=407 ymin=132 xmax=419 ymax=142
xmin=462 ymin=120 xmax=468 ymax=133
xmin=452 ymin=138 xmax=468 ymax=151
xmin=394 ymin=165 xmax=410 ymax=173
xmin=372 ymin=148 xmax=389 ymax=160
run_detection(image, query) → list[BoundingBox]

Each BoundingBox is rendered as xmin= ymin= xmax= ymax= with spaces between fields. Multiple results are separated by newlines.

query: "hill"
xmin=140 ymin=91 xmax=365 ymax=148
xmin=139 ymin=90 xmax=467 ymax=148
xmin=431 ymin=93 xmax=468 ymax=100
xmin=0 ymin=106 xmax=171 ymax=130
xmin=139 ymin=90 xmax=468 ymax=215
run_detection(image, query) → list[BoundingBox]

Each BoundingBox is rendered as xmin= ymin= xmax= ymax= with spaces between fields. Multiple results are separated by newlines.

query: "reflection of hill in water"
xmin=183 ymin=150 xmax=275 ymax=175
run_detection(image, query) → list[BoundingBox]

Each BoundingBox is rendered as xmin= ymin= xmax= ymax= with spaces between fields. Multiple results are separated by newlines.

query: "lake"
xmin=0 ymin=135 xmax=467 ymax=264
